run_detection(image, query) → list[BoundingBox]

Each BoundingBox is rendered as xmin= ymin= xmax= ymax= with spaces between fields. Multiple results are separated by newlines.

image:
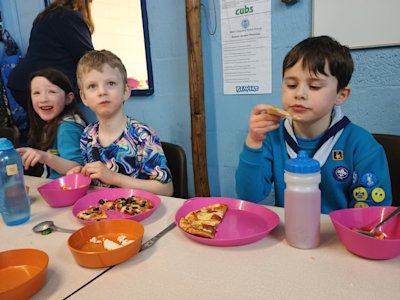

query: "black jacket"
xmin=7 ymin=6 xmax=93 ymax=106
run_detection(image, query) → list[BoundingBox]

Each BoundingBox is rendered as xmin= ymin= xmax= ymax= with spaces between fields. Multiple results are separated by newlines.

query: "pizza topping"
xmin=77 ymin=196 xmax=154 ymax=221
xmin=179 ymin=203 xmax=228 ymax=239
xmin=77 ymin=206 xmax=107 ymax=221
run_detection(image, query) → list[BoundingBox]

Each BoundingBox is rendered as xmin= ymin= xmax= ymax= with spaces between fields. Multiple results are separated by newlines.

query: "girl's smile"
xmin=30 ymin=76 xmax=73 ymax=122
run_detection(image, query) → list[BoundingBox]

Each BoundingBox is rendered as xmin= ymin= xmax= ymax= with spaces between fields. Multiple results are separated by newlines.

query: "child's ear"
xmin=80 ymin=90 xmax=89 ymax=107
xmin=123 ymin=84 xmax=131 ymax=102
xmin=66 ymin=92 xmax=75 ymax=105
xmin=335 ymin=86 xmax=351 ymax=105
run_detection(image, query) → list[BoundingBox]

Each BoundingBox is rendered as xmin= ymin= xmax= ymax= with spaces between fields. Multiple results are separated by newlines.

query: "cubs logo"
xmin=333 ymin=166 xmax=350 ymax=182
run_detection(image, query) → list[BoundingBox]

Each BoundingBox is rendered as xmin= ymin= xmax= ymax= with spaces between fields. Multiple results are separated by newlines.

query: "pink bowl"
xmin=330 ymin=206 xmax=400 ymax=260
xmin=37 ymin=174 xmax=91 ymax=207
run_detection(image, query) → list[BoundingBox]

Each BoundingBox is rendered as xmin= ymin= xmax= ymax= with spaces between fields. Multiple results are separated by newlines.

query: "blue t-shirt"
xmin=80 ymin=117 xmax=172 ymax=187
xmin=48 ymin=120 xmax=85 ymax=179
xmin=235 ymin=121 xmax=392 ymax=214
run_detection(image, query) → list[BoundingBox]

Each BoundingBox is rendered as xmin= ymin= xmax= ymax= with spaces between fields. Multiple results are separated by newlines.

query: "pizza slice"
xmin=266 ymin=106 xmax=291 ymax=118
xmin=179 ymin=203 xmax=228 ymax=238
xmin=98 ymin=199 xmax=116 ymax=210
xmin=77 ymin=206 xmax=107 ymax=221
xmin=265 ymin=106 xmax=301 ymax=120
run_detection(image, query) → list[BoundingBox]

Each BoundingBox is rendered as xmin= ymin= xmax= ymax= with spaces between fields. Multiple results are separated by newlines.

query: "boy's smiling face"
xmin=80 ymin=64 xmax=130 ymax=119
xmin=282 ymin=59 xmax=350 ymax=137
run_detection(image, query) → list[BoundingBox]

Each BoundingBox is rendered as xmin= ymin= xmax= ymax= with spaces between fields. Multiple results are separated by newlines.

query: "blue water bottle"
xmin=0 ymin=138 xmax=31 ymax=226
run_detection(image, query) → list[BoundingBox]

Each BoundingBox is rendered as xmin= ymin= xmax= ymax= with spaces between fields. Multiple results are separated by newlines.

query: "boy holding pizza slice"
xmin=68 ymin=50 xmax=173 ymax=196
xmin=236 ymin=36 xmax=392 ymax=213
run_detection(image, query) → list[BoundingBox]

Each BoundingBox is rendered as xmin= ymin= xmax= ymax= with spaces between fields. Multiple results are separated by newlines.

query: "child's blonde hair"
xmin=77 ymin=49 xmax=128 ymax=89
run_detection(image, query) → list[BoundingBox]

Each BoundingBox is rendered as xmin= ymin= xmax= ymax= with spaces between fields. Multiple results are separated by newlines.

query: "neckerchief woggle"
xmin=284 ymin=106 xmax=350 ymax=167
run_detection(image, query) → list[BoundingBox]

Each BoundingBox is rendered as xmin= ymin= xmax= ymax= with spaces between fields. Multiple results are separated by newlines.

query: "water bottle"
xmin=284 ymin=150 xmax=321 ymax=249
xmin=0 ymin=138 xmax=31 ymax=226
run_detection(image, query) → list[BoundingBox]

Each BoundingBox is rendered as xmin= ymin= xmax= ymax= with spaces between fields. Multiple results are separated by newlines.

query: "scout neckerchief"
xmin=284 ymin=106 xmax=350 ymax=167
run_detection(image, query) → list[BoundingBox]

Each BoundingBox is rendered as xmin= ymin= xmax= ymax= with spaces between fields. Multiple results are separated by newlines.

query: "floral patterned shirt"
xmin=80 ymin=117 xmax=172 ymax=187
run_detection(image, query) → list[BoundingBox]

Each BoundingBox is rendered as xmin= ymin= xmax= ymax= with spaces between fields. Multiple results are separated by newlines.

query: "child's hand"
xmin=81 ymin=161 xmax=115 ymax=185
xmin=246 ymin=104 xmax=281 ymax=149
xmin=16 ymin=147 xmax=49 ymax=170
xmin=66 ymin=166 xmax=83 ymax=175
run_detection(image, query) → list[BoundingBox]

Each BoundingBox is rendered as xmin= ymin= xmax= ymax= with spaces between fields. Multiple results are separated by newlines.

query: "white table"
xmin=1 ymin=177 xmax=399 ymax=300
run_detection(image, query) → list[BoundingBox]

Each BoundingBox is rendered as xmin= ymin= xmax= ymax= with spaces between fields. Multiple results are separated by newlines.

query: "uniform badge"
xmin=354 ymin=202 xmax=369 ymax=208
xmin=371 ymin=187 xmax=385 ymax=203
xmin=49 ymin=149 xmax=59 ymax=155
xmin=352 ymin=171 xmax=358 ymax=184
xmin=333 ymin=166 xmax=350 ymax=181
xmin=332 ymin=150 xmax=343 ymax=160
xmin=353 ymin=187 xmax=368 ymax=201
xmin=361 ymin=172 xmax=377 ymax=188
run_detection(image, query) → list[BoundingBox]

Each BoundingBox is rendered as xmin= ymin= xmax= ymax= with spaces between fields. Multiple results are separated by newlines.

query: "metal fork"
xmin=140 ymin=222 xmax=176 ymax=251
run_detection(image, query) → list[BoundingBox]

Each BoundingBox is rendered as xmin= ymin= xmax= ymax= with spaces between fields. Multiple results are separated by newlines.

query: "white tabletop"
xmin=1 ymin=177 xmax=399 ymax=300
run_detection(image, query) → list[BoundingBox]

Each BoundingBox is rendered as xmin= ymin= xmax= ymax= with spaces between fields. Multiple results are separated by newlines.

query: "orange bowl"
xmin=0 ymin=248 xmax=49 ymax=299
xmin=68 ymin=219 xmax=144 ymax=268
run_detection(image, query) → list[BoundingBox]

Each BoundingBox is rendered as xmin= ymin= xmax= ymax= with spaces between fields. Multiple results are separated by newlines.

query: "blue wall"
xmin=1 ymin=0 xmax=399 ymax=199
xmin=200 ymin=0 xmax=400 ymax=199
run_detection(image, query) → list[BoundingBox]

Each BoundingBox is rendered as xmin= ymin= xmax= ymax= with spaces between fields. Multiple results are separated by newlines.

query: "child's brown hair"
xmin=77 ymin=49 xmax=128 ymax=89
xmin=28 ymin=68 xmax=86 ymax=150
xmin=283 ymin=35 xmax=354 ymax=92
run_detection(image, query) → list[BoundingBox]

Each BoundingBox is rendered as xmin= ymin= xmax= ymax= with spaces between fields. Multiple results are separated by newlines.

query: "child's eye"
xmin=32 ymin=91 xmax=40 ymax=95
xmin=87 ymin=84 xmax=96 ymax=89
xmin=310 ymin=85 xmax=321 ymax=90
xmin=108 ymin=81 xmax=117 ymax=86
xmin=286 ymin=83 xmax=297 ymax=89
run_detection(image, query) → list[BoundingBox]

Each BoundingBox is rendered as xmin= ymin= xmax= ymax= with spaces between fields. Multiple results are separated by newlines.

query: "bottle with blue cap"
xmin=0 ymin=138 xmax=31 ymax=226
xmin=284 ymin=150 xmax=321 ymax=249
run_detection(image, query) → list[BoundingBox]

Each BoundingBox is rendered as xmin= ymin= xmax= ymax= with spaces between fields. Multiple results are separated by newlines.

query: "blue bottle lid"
xmin=0 ymin=138 xmax=14 ymax=150
xmin=285 ymin=150 xmax=320 ymax=174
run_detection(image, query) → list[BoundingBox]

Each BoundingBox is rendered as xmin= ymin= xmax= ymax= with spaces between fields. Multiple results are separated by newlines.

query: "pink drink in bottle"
xmin=284 ymin=151 xmax=321 ymax=249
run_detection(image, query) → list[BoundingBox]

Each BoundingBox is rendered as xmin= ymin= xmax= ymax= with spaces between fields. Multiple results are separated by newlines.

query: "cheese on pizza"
xmin=77 ymin=206 xmax=107 ymax=220
xmin=77 ymin=196 xmax=154 ymax=221
xmin=99 ymin=196 xmax=154 ymax=215
xmin=179 ymin=203 xmax=228 ymax=238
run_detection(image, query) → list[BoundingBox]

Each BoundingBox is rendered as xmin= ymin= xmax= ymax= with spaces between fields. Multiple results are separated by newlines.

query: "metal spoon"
xmin=32 ymin=220 xmax=75 ymax=234
xmin=354 ymin=206 xmax=400 ymax=238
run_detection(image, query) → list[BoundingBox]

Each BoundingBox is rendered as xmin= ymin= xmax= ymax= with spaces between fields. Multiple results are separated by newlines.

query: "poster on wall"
xmin=220 ymin=0 xmax=271 ymax=95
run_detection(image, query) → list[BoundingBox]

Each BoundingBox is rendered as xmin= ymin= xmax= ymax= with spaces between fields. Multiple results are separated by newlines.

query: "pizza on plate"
xmin=99 ymin=196 xmax=154 ymax=215
xmin=77 ymin=196 xmax=154 ymax=221
xmin=179 ymin=203 xmax=228 ymax=238
xmin=77 ymin=206 xmax=107 ymax=221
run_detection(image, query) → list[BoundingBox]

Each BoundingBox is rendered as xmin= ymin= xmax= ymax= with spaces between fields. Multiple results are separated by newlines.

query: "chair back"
xmin=0 ymin=127 xmax=19 ymax=147
xmin=373 ymin=134 xmax=400 ymax=206
xmin=161 ymin=141 xmax=189 ymax=199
